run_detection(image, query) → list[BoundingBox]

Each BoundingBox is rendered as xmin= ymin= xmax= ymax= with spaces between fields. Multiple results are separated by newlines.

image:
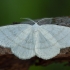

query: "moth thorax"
xmin=33 ymin=23 xmax=39 ymax=32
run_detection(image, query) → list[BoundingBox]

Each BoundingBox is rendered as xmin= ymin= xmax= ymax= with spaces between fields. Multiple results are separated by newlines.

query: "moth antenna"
xmin=20 ymin=18 xmax=37 ymax=24
xmin=37 ymin=18 xmax=52 ymax=23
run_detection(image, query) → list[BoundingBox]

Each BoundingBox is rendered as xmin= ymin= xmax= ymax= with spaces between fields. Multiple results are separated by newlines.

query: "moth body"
xmin=33 ymin=23 xmax=39 ymax=32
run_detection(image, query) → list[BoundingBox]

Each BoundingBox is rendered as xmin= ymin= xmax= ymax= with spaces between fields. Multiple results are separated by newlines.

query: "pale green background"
xmin=0 ymin=0 xmax=70 ymax=70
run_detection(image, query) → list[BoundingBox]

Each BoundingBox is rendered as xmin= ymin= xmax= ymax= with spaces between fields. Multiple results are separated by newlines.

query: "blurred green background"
xmin=0 ymin=0 xmax=70 ymax=70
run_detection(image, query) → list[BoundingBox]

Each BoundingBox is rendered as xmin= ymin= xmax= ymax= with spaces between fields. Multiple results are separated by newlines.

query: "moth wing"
xmin=35 ymin=24 xmax=70 ymax=60
xmin=0 ymin=24 xmax=35 ymax=59
xmin=40 ymin=24 xmax=70 ymax=48
xmin=35 ymin=29 xmax=60 ymax=60
xmin=11 ymin=27 xmax=35 ymax=59
xmin=0 ymin=24 xmax=30 ymax=47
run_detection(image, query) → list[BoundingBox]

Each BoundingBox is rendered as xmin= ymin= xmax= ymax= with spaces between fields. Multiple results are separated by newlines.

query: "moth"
xmin=0 ymin=18 xmax=70 ymax=60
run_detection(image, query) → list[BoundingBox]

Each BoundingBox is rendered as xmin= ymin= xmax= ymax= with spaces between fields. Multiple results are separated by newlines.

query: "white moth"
xmin=0 ymin=18 xmax=70 ymax=60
